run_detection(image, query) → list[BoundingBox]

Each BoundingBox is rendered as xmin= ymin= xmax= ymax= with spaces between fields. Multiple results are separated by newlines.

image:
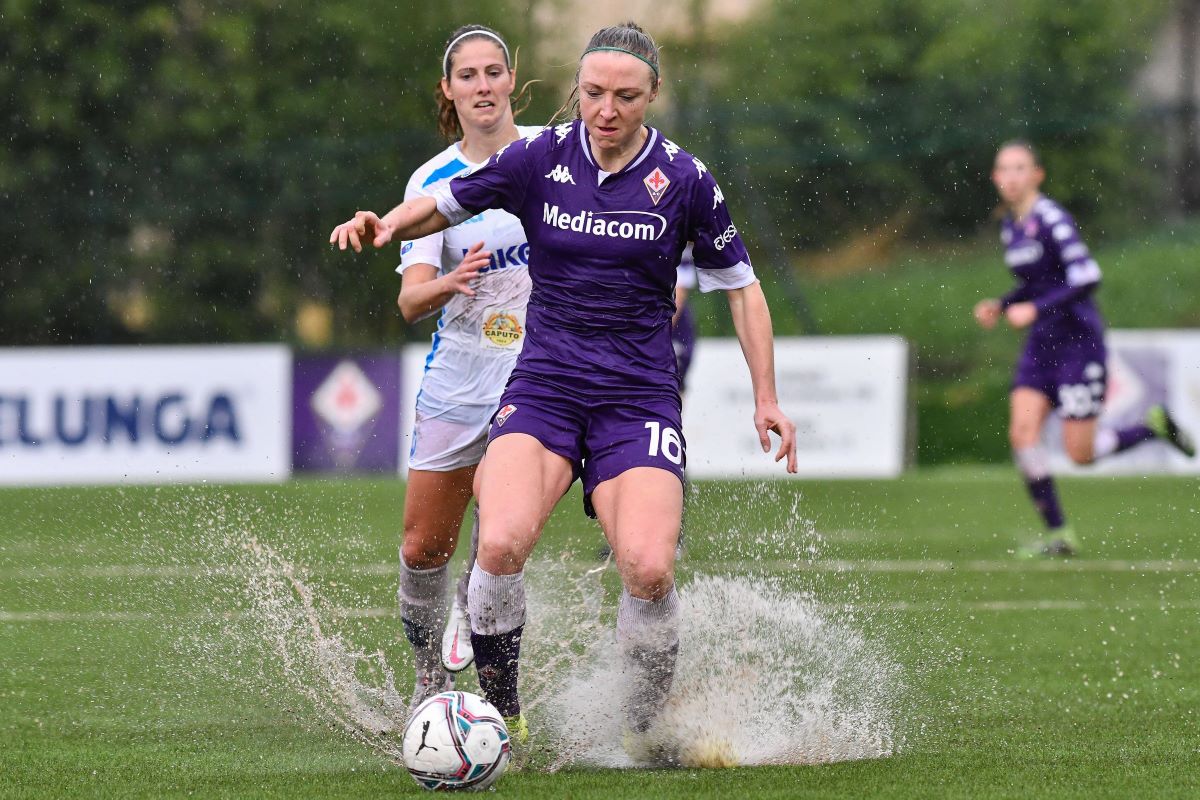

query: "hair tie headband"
xmin=582 ymin=46 xmax=659 ymax=78
xmin=443 ymin=30 xmax=510 ymax=78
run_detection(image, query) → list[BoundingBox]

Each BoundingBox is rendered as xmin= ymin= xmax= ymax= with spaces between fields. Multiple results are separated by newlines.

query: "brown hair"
xmin=996 ymin=139 xmax=1042 ymax=168
xmin=435 ymin=25 xmax=535 ymax=142
xmin=551 ymin=21 xmax=661 ymax=123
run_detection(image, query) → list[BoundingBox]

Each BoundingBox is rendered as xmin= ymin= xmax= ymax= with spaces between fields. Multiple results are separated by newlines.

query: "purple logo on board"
xmin=293 ymin=354 xmax=401 ymax=472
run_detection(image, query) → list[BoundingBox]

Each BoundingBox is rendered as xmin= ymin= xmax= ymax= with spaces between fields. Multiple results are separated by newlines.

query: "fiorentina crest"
xmin=643 ymin=167 xmax=670 ymax=205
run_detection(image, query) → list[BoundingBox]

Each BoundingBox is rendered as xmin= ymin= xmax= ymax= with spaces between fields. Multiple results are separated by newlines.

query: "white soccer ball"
xmin=402 ymin=691 xmax=512 ymax=791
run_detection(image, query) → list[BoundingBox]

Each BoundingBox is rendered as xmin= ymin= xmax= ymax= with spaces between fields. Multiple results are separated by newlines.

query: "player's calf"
xmin=617 ymin=587 xmax=680 ymax=734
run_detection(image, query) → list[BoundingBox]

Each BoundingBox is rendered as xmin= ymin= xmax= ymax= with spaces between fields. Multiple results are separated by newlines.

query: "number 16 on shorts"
xmin=645 ymin=421 xmax=684 ymax=465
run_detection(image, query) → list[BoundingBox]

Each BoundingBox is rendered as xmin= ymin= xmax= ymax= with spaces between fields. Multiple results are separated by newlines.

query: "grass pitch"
xmin=2 ymin=469 xmax=1198 ymax=798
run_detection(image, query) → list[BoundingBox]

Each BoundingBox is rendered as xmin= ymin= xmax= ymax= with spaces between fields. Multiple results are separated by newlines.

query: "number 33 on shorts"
xmin=644 ymin=421 xmax=684 ymax=465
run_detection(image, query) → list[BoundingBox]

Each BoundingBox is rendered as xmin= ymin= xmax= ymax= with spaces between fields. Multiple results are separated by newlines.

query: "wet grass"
xmin=1 ymin=472 xmax=1198 ymax=798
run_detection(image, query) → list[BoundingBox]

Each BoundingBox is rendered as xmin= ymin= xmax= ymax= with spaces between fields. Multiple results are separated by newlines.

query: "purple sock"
xmin=1025 ymin=476 xmax=1066 ymax=530
xmin=471 ymin=626 xmax=523 ymax=717
xmin=1114 ymin=424 xmax=1155 ymax=453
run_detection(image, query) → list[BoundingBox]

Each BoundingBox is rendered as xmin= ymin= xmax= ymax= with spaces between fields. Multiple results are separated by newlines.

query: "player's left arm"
xmin=1018 ymin=212 xmax=1102 ymax=324
xmin=686 ymin=159 xmax=797 ymax=472
xmin=726 ymin=281 xmax=798 ymax=473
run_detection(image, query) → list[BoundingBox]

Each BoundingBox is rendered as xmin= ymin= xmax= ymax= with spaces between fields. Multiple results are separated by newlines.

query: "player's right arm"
xmin=973 ymin=298 xmax=1001 ymax=329
xmin=397 ymin=243 xmax=492 ymax=323
xmin=329 ymin=197 xmax=452 ymax=253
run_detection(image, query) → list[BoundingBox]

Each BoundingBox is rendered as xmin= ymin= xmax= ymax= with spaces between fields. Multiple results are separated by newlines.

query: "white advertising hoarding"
xmin=684 ymin=336 xmax=910 ymax=478
xmin=400 ymin=337 xmax=910 ymax=480
xmin=0 ymin=346 xmax=291 ymax=485
xmin=1044 ymin=330 xmax=1200 ymax=475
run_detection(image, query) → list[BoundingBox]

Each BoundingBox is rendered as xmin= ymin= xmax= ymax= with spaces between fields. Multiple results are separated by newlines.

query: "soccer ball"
xmin=401 ymin=691 xmax=512 ymax=791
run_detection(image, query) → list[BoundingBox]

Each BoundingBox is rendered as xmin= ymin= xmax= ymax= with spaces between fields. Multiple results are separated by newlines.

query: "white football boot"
xmin=441 ymin=597 xmax=475 ymax=673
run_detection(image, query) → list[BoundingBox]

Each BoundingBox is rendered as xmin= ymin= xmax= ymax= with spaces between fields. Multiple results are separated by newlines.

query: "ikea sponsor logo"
xmin=0 ymin=393 xmax=242 ymax=448
xmin=542 ymin=204 xmax=665 ymax=241
xmin=460 ymin=243 xmax=531 ymax=274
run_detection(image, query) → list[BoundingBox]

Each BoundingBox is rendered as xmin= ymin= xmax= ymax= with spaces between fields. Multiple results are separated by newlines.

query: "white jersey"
xmin=398 ymin=126 xmax=540 ymax=419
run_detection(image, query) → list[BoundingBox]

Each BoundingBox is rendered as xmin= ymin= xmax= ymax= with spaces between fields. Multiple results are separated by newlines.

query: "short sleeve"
xmin=432 ymin=131 xmax=546 ymax=224
xmin=685 ymin=158 xmax=756 ymax=293
xmin=397 ymin=176 xmax=445 ymax=276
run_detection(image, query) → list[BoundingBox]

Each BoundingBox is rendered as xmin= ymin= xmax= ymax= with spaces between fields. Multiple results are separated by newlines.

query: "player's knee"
xmin=1009 ymin=423 xmax=1039 ymax=450
xmin=476 ymin=534 xmax=527 ymax=575
xmin=1065 ymin=441 xmax=1094 ymax=466
xmin=620 ymin=555 xmax=675 ymax=601
xmin=401 ymin=532 xmax=453 ymax=570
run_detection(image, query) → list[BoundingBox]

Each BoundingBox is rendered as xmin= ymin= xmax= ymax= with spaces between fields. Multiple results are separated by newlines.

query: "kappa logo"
xmin=643 ymin=167 xmax=670 ymax=205
xmin=495 ymin=404 xmax=518 ymax=427
xmin=661 ymin=139 xmax=680 ymax=161
xmin=712 ymin=183 xmax=725 ymax=209
xmin=693 ymin=157 xmax=708 ymax=180
xmin=554 ymin=122 xmax=572 ymax=144
xmin=545 ymin=164 xmax=576 ymax=184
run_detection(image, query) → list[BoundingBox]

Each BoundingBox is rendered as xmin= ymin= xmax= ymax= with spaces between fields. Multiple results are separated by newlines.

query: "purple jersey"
xmin=999 ymin=195 xmax=1105 ymax=346
xmin=432 ymin=120 xmax=755 ymax=398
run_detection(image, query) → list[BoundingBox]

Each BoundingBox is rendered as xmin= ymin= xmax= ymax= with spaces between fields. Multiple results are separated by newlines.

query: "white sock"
xmin=617 ymin=586 xmax=680 ymax=650
xmin=1093 ymin=429 xmax=1118 ymax=459
xmin=455 ymin=506 xmax=480 ymax=612
xmin=467 ymin=564 xmax=526 ymax=636
xmin=398 ymin=554 xmax=448 ymax=670
xmin=1014 ymin=445 xmax=1050 ymax=481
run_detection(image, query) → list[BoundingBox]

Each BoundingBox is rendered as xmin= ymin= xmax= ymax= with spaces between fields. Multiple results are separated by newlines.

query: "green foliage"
xmin=666 ymin=0 xmax=1170 ymax=252
xmin=0 ymin=0 xmax=539 ymax=346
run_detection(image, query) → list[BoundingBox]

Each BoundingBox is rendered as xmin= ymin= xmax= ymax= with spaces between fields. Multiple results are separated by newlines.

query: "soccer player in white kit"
xmin=390 ymin=24 xmax=538 ymax=714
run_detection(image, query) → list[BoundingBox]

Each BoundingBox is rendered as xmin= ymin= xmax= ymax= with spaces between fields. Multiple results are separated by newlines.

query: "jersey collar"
xmin=578 ymin=121 xmax=659 ymax=178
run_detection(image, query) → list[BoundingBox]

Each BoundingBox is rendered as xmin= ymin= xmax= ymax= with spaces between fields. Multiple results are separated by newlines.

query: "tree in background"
xmin=1 ymin=0 xmax=541 ymax=346
xmin=0 ymin=0 xmax=1173 ymax=346
xmin=665 ymin=0 xmax=1169 ymax=255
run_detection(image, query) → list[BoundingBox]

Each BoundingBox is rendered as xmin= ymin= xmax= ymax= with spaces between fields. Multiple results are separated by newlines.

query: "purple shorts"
xmin=486 ymin=376 xmax=686 ymax=517
xmin=1012 ymin=336 xmax=1108 ymax=420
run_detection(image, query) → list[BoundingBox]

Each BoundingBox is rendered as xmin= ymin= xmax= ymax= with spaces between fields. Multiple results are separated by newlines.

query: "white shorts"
xmin=407 ymin=407 xmax=492 ymax=472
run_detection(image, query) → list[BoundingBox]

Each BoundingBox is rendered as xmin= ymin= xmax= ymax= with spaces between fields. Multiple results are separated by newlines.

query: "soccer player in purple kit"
xmin=331 ymin=22 xmax=798 ymax=757
xmin=975 ymin=141 xmax=1195 ymax=557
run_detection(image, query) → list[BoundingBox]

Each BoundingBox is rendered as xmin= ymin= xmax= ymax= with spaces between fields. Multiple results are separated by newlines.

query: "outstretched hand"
xmin=755 ymin=401 xmax=798 ymax=474
xmin=444 ymin=242 xmax=491 ymax=298
xmin=329 ymin=211 xmax=395 ymax=253
xmin=974 ymin=298 xmax=1001 ymax=330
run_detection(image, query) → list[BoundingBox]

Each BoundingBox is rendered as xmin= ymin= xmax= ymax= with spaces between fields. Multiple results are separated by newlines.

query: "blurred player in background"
xmin=331 ymin=21 xmax=797 ymax=755
xmin=389 ymin=24 xmax=538 ymax=712
xmin=672 ymin=244 xmax=699 ymax=393
xmin=975 ymin=140 xmax=1195 ymax=557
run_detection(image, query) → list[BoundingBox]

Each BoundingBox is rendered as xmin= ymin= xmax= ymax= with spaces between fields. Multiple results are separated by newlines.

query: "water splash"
xmin=168 ymin=485 xmax=914 ymax=773
xmin=545 ymin=574 xmax=903 ymax=769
